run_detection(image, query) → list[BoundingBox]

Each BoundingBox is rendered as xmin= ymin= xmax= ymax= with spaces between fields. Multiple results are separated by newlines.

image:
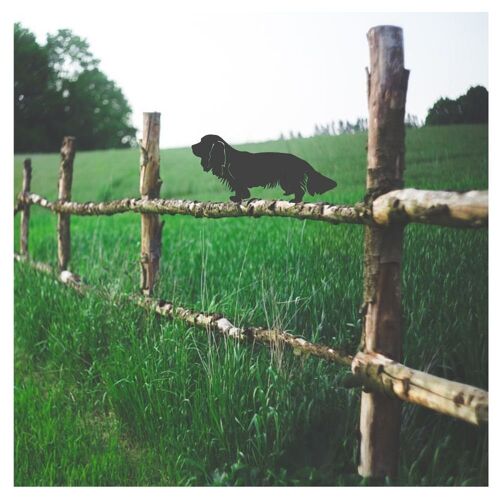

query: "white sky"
xmin=13 ymin=8 xmax=487 ymax=148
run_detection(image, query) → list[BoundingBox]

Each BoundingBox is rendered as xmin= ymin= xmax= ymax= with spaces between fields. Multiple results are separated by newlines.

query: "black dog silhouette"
xmin=191 ymin=135 xmax=337 ymax=203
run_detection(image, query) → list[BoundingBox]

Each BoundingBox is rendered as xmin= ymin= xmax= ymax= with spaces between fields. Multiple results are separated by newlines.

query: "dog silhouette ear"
xmin=208 ymin=140 xmax=226 ymax=172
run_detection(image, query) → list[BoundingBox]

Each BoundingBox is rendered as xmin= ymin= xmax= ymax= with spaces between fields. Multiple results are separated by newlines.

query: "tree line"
xmin=14 ymin=21 xmax=487 ymax=152
xmin=283 ymin=114 xmax=421 ymax=140
xmin=283 ymin=86 xmax=487 ymax=140
xmin=425 ymin=85 xmax=488 ymax=126
xmin=14 ymin=23 xmax=136 ymax=153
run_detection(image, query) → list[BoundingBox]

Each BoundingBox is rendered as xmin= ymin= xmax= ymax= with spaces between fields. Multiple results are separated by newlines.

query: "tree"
xmin=59 ymin=69 xmax=136 ymax=149
xmin=458 ymin=86 xmax=488 ymax=124
xmin=46 ymin=29 xmax=99 ymax=83
xmin=405 ymin=113 xmax=421 ymax=128
xmin=425 ymin=86 xmax=488 ymax=126
xmin=425 ymin=97 xmax=461 ymax=125
xmin=14 ymin=24 xmax=137 ymax=152
xmin=14 ymin=23 xmax=53 ymax=152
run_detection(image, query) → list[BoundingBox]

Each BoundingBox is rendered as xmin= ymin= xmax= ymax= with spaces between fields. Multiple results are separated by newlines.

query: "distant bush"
xmin=425 ymin=86 xmax=488 ymax=126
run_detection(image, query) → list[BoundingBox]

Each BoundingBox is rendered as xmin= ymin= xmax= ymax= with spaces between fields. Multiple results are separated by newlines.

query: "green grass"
xmin=14 ymin=124 xmax=488 ymax=485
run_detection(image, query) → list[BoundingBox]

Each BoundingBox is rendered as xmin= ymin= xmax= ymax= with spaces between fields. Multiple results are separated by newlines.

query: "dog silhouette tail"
xmin=306 ymin=166 xmax=337 ymax=195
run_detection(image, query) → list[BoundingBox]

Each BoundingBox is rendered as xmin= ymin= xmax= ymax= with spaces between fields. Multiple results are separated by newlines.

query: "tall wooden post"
xmin=57 ymin=136 xmax=76 ymax=271
xmin=358 ymin=26 xmax=409 ymax=479
xmin=20 ymin=158 xmax=32 ymax=256
xmin=140 ymin=112 xmax=162 ymax=296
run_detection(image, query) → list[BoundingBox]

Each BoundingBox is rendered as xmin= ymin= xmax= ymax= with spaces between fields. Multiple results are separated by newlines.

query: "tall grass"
xmin=14 ymin=124 xmax=487 ymax=485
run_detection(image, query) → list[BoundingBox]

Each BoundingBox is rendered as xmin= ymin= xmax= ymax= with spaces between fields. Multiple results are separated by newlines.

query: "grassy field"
xmin=14 ymin=124 xmax=488 ymax=486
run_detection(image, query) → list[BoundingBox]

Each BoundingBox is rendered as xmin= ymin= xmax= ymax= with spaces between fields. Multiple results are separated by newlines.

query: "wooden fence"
xmin=14 ymin=26 xmax=488 ymax=480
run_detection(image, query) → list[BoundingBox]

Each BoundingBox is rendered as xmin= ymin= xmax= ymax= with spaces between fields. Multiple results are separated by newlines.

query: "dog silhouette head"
xmin=191 ymin=135 xmax=227 ymax=173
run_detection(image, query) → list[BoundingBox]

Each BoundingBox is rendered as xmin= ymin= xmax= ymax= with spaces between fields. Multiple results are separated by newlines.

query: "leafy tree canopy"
xmin=14 ymin=23 xmax=137 ymax=153
xmin=425 ymin=86 xmax=488 ymax=126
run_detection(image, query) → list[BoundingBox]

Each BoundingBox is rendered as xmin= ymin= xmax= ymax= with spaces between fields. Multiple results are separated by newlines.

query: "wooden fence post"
xmin=358 ymin=26 xmax=409 ymax=479
xmin=140 ymin=112 xmax=162 ymax=296
xmin=57 ymin=136 xmax=76 ymax=271
xmin=20 ymin=158 xmax=32 ymax=256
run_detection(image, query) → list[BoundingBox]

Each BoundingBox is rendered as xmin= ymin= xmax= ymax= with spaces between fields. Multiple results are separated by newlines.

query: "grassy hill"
xmin=14 ymin=124 xmax=488 ymax=485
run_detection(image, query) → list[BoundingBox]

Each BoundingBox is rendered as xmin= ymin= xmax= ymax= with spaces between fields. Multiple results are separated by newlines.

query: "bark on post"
xmin=358 ymin=26 xmax=409 ymax=479
xmin=57 ymin=137 xmax=76 ymax=270
xmin=140 ymin=112 xmax=162 ymax=296
xmin=20 ymin=158 xmax=32 ymax=256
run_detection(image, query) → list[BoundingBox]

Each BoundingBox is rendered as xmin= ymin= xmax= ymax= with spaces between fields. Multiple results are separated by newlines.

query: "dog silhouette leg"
xmin=280 ymin=178 xmax=296 ymax=196
xmin=230 ymin=187 xmax=250 ymax=203
xmin=291 ymin=188 xmax=305 ymax=203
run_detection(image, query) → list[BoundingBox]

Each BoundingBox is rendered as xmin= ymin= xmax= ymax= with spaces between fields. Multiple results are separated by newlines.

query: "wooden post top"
xmin=61 ymin=136 xmax=76 ymax=162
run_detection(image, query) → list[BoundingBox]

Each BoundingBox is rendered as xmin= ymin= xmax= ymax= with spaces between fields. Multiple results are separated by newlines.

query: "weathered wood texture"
xmin=57 ymin=137 xmax=76 ymax=270
xmin=140 ymin=113 xmax=162 ymax=296
xmin=20 ymin=158 xmax=32 ymax=255
xmin=135 ymin=296 xmax=353 ymax=366
xmin=373 ymin=189 xmax=488 ymax=227
xmin=16 ymin=189 xmax=487 ymax=228
xmin=359 ymin=25 xmax=410 ymax=479
xmin=17 ymin=193 xmax=367 ymax=224
xmin=14 ymin=252 xmax=488 ymax=426
xmin=352 ymin=352 xmax=488 ymax=426
xmin=14 ymin=253 xmax=85 ymax=292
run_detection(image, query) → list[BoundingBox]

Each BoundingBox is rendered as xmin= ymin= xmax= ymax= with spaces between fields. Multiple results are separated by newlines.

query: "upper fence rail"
xmin=16 ymin=188 xmax=488 ymax=229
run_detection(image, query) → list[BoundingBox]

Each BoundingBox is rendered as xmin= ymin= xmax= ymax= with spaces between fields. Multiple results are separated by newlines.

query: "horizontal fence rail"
xmin=17 ymin=193 xmax=368 ymax=224
xmin=16 ymin=189 xmax=488 ymax=228
xmin=373 ymin=189 xmax=488 ymax=228
xmin=14 ymin=253 xmax=488 ymax=427
xmin=352 ymin=352 xmax=487 ymax=426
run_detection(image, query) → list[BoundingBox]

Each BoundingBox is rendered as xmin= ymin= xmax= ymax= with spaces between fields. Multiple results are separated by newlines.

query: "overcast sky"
xmin=16 ymin=10 xmax=487 ymax=148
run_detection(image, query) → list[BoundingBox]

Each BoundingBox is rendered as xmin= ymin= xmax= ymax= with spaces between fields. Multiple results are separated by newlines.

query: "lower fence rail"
xmin=14 ymin=253 xmax=488 ymax=427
